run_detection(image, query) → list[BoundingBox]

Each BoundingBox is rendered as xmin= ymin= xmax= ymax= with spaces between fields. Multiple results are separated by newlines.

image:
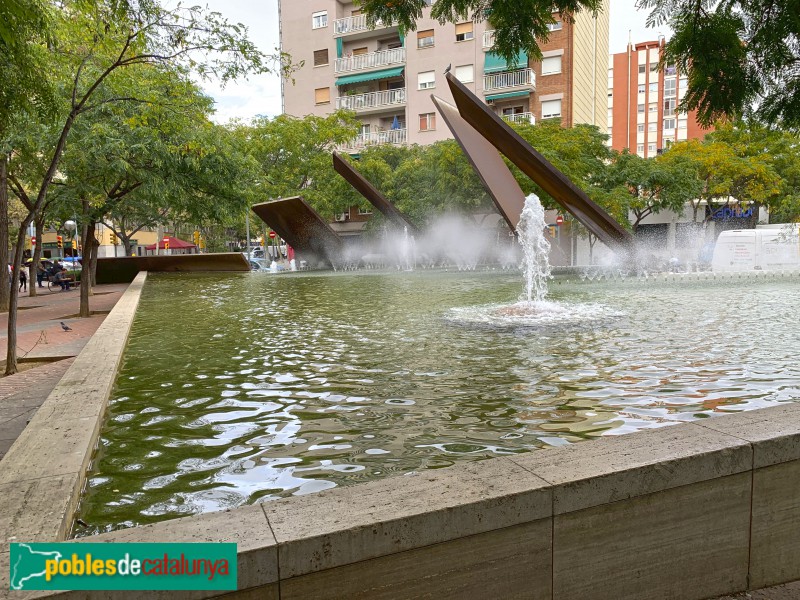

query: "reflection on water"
xmin=78 ymin=271 xmax=800 ymax=534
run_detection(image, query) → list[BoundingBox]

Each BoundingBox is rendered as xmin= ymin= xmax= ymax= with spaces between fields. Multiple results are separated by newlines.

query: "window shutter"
xmin=313 ymin=49 xmax=329 ymax=66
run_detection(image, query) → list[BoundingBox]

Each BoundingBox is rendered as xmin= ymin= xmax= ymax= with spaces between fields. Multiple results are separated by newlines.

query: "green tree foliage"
xmin=357 ymin=0 xmax=603 ymax=62
xmin=641 ymin=0 xmax=800 ymax=128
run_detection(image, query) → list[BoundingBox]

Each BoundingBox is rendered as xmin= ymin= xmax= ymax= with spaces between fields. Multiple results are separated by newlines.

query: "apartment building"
xmin=279 ymin=1 xmax=610 ymax=152
xmin=608 ymin=39 xmax=709 ymax=156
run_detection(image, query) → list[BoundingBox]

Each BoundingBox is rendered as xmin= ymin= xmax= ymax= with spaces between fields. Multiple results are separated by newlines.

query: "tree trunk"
xmin=6 ymin=215 xmax=33 ymax=375
xmin=29 ymin=214 xmax=45 ymax=298
xmin=79 ymin=205 xmax=91 ymax=318
xmin=0 ymin=154 xmax=10 ymax=313
xmin=89 ymin=232 xmax=99 ymax=289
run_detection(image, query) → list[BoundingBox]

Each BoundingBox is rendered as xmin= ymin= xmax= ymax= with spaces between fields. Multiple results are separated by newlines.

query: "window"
xmin=648 ymin=122 xmax=657 ymax=132
xmin=542 ymin=55 xmax=562 ymax=75
xmin=419 ymin=112 xmax=436 ymax=131
xmin=358 ymin=207 xmax=373 ymax=215
xmin=352 ymin=47 xmax=368 ymax=56
xmin=648 ymin=143 xmax=657 ymax=152
xmin=455 ymin=64 xmax=474 ymax=83
xmin=313 ymin=49 xmax=329 ymax=67
xmin=638 ymin=84 xmax=645 ymax=94
xmin=637 ymin=123 xmax=645 ymax=132
xmin=650 ymin=62 xmax=658 ymax=72
xmin=359 ymin=124 xmax=371 ymax=136
xmin=417 ymin=29 xmax=434 ymax=48
xmin=503 ymin=106 xmax=525 ymax=116
xmin=312 ymin=11 xmax=328 ymax=29
xmin=541 ymin=98 xmax=562 ymax=119
xmin=418 ymin=70 xmax=435 ymax=90
xmin=649 ymin=103 xmax=657 ymax=113
xmin=455 ymin=22 xmax=474 ymax=41
xmin=637 ymin=143 xmax=645 ymax=153
xmin=663 ymin=118 xmax=676 ymax=130
xmin=638 ymin=64 xmax=646 ymax=74
xmin=678 ymin=119 xmax=688 ymax=129
xmin=351 ymin=9 xmax=363 ymax=16
xmin=547 ymin=20 xmax=563 ymax=31
xmin=664 ymin=78 xmax=676 ymax=97
xmin=637 ymin=103 xmax=645 ymax=113
xmin=663 ymin=98 xmax=676 ymax=116
xmin=314 ymin=87 xmax=330 ymax=105
xmin=649 ymin=82 xmax=658 ymax=93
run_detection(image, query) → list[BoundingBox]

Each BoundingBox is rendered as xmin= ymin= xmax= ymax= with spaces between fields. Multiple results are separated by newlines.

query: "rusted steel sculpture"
xmin=251 ymin=197 xmax=343 ymax=267
xmin=432 ymin=96 xmax=527 ymax=232
xmin=443 ymin=72 xmax=633 ymax=252
xmin=95 ymin=253 xmax=249 ymax=284
xmin=333 ymin=152 xmax=418 ymax=233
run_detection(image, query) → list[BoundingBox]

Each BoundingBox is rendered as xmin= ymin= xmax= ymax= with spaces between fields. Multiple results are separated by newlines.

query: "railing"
xmin=484 ymin=68 xmax=535 ymax=92
xmin=483 ymin=30 xmax=495 ymax=49
xmin=335 ymin=48 xmax=406 ymax=74
xmin=333 ymin=15 xmax=391 ymax=36
xmin=345 ymin=128 xmax=407 ymax=150
xmin=502 ymin=112 xmax=536 ymax=126
xmin=336 ymin=88 xmax=406 ymax=111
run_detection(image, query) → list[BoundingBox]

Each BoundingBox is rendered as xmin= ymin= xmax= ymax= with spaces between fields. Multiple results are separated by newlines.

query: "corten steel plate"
xmin=95 ymin=253 xmax=249 ymax=284
xmin=432 ymin=96 xmax=526 ymax=232
xmin=444 ymin=72 xmax=633 ymax=251
xmin=251 ymin=197 xmax=343 ymax=267
xmin=333 ymin=152 xmax=418 ymax=233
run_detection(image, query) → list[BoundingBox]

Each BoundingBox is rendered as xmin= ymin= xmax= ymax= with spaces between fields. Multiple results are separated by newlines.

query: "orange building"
xmin=608 ymin=39 xmax=710 ymax=156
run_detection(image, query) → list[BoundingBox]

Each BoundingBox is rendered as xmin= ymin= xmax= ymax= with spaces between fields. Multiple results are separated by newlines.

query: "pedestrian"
xmin=19 ymin=265 xmax=27 ymax=292
xmin=36 ymin=262 xmax=46 ymax=288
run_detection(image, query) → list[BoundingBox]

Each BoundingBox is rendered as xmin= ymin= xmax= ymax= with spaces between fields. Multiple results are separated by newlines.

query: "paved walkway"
xmin=0 ymin=283 xmax=129 ymax=460
xmin=713 ymin=581 xmax=800 ymax=599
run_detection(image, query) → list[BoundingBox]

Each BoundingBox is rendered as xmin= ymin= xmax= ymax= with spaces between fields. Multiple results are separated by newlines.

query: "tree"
xmin=2 ymin=0 xmax=288 ymax=374
xmin=641 ymin=0 xmax=800 ymax=128
xmin=358 ymin=0 xmax=603 ymax=62
xmin=601 ymin=149 xmax=704 ymax=231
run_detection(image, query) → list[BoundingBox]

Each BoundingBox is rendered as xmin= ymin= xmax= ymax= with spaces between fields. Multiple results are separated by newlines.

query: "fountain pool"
xmin=77 ymin=269 xmax=800 ymax=535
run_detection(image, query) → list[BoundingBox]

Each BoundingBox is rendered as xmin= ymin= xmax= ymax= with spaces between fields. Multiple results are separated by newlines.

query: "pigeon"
xmin=60 ymin=322 xmax=72 ymax=331
xmin=444 ymin=63 xmax=451 ymax=74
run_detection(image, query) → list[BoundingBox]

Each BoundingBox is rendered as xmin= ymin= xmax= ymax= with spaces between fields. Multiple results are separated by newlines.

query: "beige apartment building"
xmin=279 ymin=1 xmax=611 ymax=151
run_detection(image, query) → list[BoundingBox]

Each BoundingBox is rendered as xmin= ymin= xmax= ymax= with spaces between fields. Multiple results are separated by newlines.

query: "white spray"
xmin=516 ymin=193 xmax=551 ymax=303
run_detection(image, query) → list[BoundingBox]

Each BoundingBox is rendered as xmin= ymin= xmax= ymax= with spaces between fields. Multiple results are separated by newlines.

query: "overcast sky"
xmin=200 ymin=0 xmax=669 ymax=123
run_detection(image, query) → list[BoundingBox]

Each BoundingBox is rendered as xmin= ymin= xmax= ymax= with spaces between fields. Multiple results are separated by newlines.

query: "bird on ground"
xmin=60 ymin=322 xmax=72 ymax=331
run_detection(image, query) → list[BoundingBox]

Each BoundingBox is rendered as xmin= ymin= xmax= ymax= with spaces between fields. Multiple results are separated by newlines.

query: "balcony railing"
xmin=335 ymin=48 xmax=406 ymax=74
xmin=333 ymin=14 xmax=392 ymax=36
xmin=484 ymin=68 xmax=535 ymax=92
xmin=501 ymin=112 xmax=536 ymax=126
xmin=483 ymin=30 xmax=495 ymax=49
xmin=336 ymin=88 xmax=406 ymax=111
xmin=345 ymin=128 xmax=407 ymax=150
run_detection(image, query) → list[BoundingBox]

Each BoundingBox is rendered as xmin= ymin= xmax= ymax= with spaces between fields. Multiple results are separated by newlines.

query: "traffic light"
xmin=193 ymin=230 xmax=200 ymax=245
xmin=110 ymin=232 xmax=117 ymax=245
xmin=72 ymin=239 xmax=77 ymax=250
xmin=199 ymin=235 xmax=206 ymax=250
xmin=56 ymin=235 xmax=63 ymax=249
xmin=163 ymin=238 xmax=170 ymax=250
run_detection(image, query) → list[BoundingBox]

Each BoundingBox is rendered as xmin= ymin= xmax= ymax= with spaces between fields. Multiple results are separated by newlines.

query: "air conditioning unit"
xmin=335 ymin=213 xmax=348 ymax=222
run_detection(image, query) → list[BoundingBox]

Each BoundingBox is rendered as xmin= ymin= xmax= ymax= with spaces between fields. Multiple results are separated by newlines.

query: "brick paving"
xmin=0 ymin=283 xmax=129 ymax=460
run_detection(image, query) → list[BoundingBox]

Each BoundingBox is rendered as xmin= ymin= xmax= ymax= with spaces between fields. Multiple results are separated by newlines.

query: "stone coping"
xmin=0 ymin=272 xmax=147 ymax=551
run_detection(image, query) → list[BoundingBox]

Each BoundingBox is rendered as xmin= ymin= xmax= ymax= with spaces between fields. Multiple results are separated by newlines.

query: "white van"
xmin=711 ymin=224 xmax=800 ymax=272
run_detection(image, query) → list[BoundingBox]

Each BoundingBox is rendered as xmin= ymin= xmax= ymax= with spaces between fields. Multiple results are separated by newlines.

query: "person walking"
xmin=19 ymin=265 xmax=27 ymax=292
xmin=36 ymin=262 xmax=45 ymax=288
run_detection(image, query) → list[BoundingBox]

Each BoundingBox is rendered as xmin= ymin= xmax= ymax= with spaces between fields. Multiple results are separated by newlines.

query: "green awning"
xmin=335 ymin=67 xmax=404 ymax=86
xmin=484 ymin=51 xmax=529 ymax=73
xmin=485 ymin=90 xmax=531 ymax=101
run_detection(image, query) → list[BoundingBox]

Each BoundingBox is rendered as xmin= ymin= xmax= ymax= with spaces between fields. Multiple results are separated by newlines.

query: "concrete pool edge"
xmin=0 ymin=272 xmax=148 ymax=550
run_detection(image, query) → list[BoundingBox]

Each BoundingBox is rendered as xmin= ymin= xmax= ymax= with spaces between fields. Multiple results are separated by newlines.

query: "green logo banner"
xmin=9 ymin=543 xmax=237 ymax=591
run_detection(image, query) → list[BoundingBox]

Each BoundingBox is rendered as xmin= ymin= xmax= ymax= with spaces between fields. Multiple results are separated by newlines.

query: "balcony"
xmin=502 ymin=112 xmax=536 ymax=126
xmin=484 ymin=68 xmax=535 ymax=92
xmin=483 ymin=30 xmax=495 ymax=49
xmin=336 ymin=88 xmax=406 ymax=112
xmin=333 ymin=14 xmax=396 ymax=37
xmin=335 ymin=48 xmax=406 ymax=74
xmin=344 ymin=128 xmax=407 ymax=151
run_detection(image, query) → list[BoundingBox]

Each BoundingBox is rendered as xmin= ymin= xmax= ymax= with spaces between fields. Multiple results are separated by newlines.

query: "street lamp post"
xmin=64 ymin=219 xmax=77 ymax=279
xmin=245 ymin=210 xmax=251 ymax=263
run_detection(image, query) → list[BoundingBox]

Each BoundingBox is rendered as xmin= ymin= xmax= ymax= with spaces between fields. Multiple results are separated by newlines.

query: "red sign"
xmin=556 ymin=215 xmax=564 ymax=225
xmin=31 ymin=237 xmax=36 ymax=245
xmin=268 ymin=231 xmax=276 ymax=239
